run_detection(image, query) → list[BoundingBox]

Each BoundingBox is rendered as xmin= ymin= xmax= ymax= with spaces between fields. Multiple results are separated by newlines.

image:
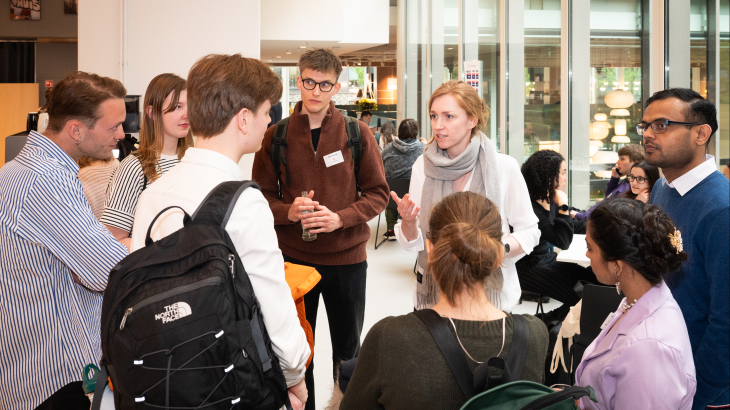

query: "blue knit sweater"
xmin=651 ymin=171 xmax=730 ymax=409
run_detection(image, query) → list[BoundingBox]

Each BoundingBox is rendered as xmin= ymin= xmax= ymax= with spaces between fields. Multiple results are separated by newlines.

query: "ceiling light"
xmin=614 ymin=119 xmax=627 ymax=136
xmin=286 ymin=51 xmax=291 ymax=54
xmin=357 ymin=62 xmax=361 ymax=66
xmin=276 ymin=56 xmax=281 ymax=58
xmin=599 ymin=87 xmax=606 ymax=91
xmin=447 ymin=47 xmax=453 ymax=50
xmin=609 ymin=108 xmax=631 ymax=116
xmin=594 ymin=113 xmax=607 ymax=121
xmin=591 ymin=150 xmax=619 ymax=164
xmin=603 ymin=82 xmax=608 ymax=85
xmin=300 ymin=46 xmax=306 ymax=49
xmin=611 ymin=135 xmax=631 ymax=143
xmin=633 ymin=81 xmax=640 ymax=85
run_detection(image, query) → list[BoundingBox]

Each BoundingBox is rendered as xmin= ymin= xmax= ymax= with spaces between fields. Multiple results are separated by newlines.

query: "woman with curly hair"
xmin=517 ymin=150 xmax=598 ymax=322
xmin=576 ymin=199 xmax=695 ymax=409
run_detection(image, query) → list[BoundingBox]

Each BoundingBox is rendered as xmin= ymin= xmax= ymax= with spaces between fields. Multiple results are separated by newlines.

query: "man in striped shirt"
xmin=0 ymin=72 xmax=129 ymax=410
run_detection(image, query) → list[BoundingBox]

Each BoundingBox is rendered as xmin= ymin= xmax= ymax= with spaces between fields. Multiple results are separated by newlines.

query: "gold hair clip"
xmin=669 ymin=229 xmax=683 ymax=254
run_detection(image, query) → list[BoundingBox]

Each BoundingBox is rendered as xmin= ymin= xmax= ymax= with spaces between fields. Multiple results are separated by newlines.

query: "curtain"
xmin=0 ymin=41 xmax=35 ymax=83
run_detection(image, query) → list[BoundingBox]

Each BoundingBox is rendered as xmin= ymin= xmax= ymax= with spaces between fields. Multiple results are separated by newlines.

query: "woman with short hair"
xmin=392 ymin=80 xmax=539 ymax=312
xmin=380 ymin=119 xmax=424 ymax=239
xmin=576 ymin=198 xmax=696 ymax=409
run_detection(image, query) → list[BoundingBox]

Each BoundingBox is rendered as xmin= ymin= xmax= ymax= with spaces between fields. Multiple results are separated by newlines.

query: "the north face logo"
xmin=154 ymin=302 xmax=192 ymax=324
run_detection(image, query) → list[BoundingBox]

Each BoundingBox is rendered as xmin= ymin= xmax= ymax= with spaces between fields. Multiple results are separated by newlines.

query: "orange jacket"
xmin=284 ymin=262 xmax=321 ymax=368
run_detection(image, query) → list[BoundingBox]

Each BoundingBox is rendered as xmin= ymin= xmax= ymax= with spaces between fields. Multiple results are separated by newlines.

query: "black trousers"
xmin=516 ymin=253 xmax=599 ymax=307
xmin=283 ymin=255 xmax=367 ymax=410
xmin=35 ymin=382 xmax=89 ymax=410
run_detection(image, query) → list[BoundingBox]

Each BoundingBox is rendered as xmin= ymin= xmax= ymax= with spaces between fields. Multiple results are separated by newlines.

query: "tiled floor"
xmin=307 ymin=215 xmax=562 ymax=409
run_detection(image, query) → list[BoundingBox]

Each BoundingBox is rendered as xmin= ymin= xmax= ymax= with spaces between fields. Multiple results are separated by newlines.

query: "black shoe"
xmin=383 ymin=230 xmax=396 ymax=241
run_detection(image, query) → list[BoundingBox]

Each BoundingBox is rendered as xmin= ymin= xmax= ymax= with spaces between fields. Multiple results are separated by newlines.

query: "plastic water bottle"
xmin=301 ymin=191 xmax=317 ymax=242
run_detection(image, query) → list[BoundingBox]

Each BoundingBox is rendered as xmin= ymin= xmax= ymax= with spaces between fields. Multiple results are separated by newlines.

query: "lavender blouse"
xmin=575 ymin=281 xmax=696 ymax=409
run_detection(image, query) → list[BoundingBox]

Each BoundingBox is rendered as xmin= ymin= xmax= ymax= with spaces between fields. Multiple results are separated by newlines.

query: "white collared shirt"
xmin=662 ymin=155 xmax=718 ymax=196
xmin=130 ymin=148 xmax=310 ymax=387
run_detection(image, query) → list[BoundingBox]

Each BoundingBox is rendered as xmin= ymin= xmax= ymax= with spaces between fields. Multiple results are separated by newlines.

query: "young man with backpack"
xmin=252 ymin=48 xmax=389 ymax=410
xmin=129 ymin=54 xmax=310 ymax=408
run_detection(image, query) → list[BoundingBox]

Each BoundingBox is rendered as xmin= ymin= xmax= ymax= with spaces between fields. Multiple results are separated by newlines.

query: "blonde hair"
xmin=136 ymin=73 xmax=194 ymax=182
xmin=428 ymin=80 xmax=490 ymax=139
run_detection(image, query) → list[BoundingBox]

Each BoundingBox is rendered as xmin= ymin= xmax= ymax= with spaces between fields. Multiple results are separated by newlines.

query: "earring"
xmin=74 ymin=138 xmax=81 ymax=145
xmin=615 ymin=270 xmax=621 ymax=295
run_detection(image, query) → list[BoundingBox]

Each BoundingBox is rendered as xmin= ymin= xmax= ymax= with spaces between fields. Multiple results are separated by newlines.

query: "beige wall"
xmin=0 ymin=84 xmax=39 ymax=165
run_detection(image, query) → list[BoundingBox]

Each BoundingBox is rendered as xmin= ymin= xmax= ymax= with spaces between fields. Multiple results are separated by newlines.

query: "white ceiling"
xmin=260 ymin=40 xmax=388 ymax=64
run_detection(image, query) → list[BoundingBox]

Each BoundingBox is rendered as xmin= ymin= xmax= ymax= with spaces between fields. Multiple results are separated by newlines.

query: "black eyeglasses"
xmin=300 ymin=78 xmax=336 ymax=92
xmin=626 ymin=175 xmax=648 ymax=184
xmin=636 ymin=119 xmax=703 ymax=136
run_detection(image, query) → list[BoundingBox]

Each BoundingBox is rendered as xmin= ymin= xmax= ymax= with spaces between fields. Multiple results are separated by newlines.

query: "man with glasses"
xmin=253 ymin=48 xmax=388 ymax=410
xmin=639 ymin=88 xmax=729 ymax=410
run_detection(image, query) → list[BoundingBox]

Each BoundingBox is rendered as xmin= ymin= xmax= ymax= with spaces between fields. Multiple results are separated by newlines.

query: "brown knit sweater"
xmin=339 ymin=313 xmax=549 ymax=410
xmin=252 ymin=102 xmax=389 ymax=265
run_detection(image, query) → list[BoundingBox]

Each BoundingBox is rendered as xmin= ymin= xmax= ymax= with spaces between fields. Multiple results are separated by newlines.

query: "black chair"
xmin=374 ymin=177 xmax=410 ymax=249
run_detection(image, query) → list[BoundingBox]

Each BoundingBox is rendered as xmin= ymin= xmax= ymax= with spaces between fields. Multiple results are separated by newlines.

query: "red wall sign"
xmin=45 ymin=80 xmax=53 ymax=87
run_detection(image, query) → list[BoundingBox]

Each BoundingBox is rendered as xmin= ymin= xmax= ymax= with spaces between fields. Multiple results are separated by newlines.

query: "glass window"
xmin=405 ymin=0 xmax=429 ymax=135
xmin=462 ymin=0 xmax=500 ymax=149
xmin=524 ymin=0 xmax=562 ymax=157
xmin=719 ymin=0 xmax=729 ymax=169
xmin=588 ymin=0 xmax=643 ymax=202
xmin=690 ymin=0 xmax=709 ymax=97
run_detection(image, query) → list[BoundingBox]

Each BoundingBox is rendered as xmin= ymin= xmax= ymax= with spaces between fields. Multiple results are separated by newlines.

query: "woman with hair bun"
xmin=576 ymin=198 xmax=696 ymax=409
xmin=340 ymin=192 xmax=548 ymax=410
xmin=392 ymin=80 xmax=539 ymax=312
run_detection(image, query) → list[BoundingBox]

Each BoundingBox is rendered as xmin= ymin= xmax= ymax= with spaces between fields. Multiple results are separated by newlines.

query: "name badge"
xmin=600 ymin=312 xmax=616 ymax=330
xmin=323 ymin=151 xmax=345 ymax=168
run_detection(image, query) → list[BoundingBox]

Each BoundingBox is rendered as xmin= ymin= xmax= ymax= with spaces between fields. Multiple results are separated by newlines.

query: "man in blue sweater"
xmin=640 ymin=88 xmax=729 ymax=410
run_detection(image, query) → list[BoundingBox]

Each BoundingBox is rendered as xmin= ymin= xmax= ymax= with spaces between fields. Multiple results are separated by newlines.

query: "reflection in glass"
xmin=524 ymin=1 xmax=561 ymax=158
xmin=719 ymin=0 xmax=729 ymax=169
xmin=691 ymin=0 xmax=709 ymax=98
xmin=462 ymin=0 xmax=500 ymax=150
xmin=405 ymin=0 xmax=429 ymax=135
xmin=589 ymin=0 xmax=643 ymax=202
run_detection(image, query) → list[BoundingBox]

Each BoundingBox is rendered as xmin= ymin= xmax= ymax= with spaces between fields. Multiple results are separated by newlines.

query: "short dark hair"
xmin=521 ymin=150 xmax=564 ymax=204
xmin=645 ymin=88 xmax=718 ymax=144
xmin=298 ymin=48 xmax=343 ymax=78
xmin=46 ymin=71 xmax=127 ymax=133
xmin=588 ymin=198 xmax=687 ymax=285
xmin=361 ymin=110 xmax=372 ymax=118
xmin=187 ymin=54 xmax=282 ymax=138
xmin=398 ymin=119 xmax=419 ymax=140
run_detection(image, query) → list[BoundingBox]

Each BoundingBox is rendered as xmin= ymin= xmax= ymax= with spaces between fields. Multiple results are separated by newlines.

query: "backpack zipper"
xmin=119 ymin=276 xmax=223 ymax=330
xmin=229 ymin=254 xmax=235 ymax=279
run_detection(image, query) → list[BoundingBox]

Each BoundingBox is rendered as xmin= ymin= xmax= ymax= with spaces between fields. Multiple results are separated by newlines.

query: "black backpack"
xmin=92 ymin=181 xmax=291 ymax=410
xmin=271 ymin=113 xmax=362 ymax=198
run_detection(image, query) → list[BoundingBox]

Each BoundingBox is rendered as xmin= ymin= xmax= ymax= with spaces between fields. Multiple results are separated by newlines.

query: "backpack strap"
xmin=89 ymin=363 xmax=109 ymax=410
xmin=191 ymin=180 xmax=261 ymax=228
xmin=343 ymin=115 xmax=362 ymax=179
xmin=518 ymin=386 xmax=596 ymax=410
xmin=473 ymin=314 xmax=530 ymax=392
xmin=413 ymin=309 xmax=474 ymax=400
xmin=271 ymin=118 xmax=290 ymax=199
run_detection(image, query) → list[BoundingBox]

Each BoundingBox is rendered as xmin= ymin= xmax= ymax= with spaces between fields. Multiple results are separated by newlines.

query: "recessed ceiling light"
xmin=300 ymin=46 xmax=306 ymax=49
xmin=286 ymin=51 xmax=291 ymax=54
xmin=447 ymin=47 xmax=453 ymax=50
xmin=276 ymin=56 xmax=281 ymax=58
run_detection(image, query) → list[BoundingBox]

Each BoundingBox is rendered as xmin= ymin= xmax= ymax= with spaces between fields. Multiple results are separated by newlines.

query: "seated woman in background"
xmin=78 ymin=155 xmax=119 ymax=220
xmin=620 ymin=161 xmax=659 ymax=203
xmin=101 ymin=73 xmax=194 ymax=240
xmin=378 ymin=120 xmax=397 ymax=150
xmin=517 ymin=149 xmax=598 ymax=323
xmin=380 ymin=119 xmax=424 ymax=240
xmin=340 ymin=192 xmax=548 ymax=410
xmin=576 ymin=198 xmax=695 ymax=409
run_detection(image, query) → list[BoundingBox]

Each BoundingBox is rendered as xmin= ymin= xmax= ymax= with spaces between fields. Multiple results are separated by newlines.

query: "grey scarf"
xmin=416 ymin=132 xmax=503 ymax=309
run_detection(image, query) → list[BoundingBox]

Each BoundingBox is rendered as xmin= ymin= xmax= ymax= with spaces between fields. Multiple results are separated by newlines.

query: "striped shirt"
xmin=78 ymin=159 xmax=120 ymax=220
xmin=100 ymin=153 xmax=178 ymax=234
xmin=0 ymin=132 xmax=128 ymax=410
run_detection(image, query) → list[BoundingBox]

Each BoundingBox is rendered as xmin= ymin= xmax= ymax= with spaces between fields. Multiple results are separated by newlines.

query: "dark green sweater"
xmin=340 ymin=313 xmax=548 ymax=410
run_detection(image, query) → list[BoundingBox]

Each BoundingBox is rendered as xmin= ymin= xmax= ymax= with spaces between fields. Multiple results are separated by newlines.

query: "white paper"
xmin=323 ymin=151 xmax=345 ymax=168
xmin=556 ymin=234 xmax=591 ymax=267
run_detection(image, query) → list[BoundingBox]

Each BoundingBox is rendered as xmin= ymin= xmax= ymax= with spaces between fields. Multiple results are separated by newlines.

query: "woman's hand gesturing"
xmin=391 ymin=191 xmax=420 ymax=241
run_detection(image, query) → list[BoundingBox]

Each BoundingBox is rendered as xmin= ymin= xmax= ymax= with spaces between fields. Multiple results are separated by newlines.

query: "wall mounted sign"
xmin=10 ymin=0 xmax=40 ymax=20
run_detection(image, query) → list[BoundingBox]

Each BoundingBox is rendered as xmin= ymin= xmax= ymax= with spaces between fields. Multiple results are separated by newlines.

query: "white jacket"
xmin=395 ymin=138 xmax=540 ymax=311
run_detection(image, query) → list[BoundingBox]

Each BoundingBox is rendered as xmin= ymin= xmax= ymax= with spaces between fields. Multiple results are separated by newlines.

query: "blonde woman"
xmin=101 ymin=73 xmax=193 ymax=239
xmin=392 ymin=80 xmax=539 ymax=311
